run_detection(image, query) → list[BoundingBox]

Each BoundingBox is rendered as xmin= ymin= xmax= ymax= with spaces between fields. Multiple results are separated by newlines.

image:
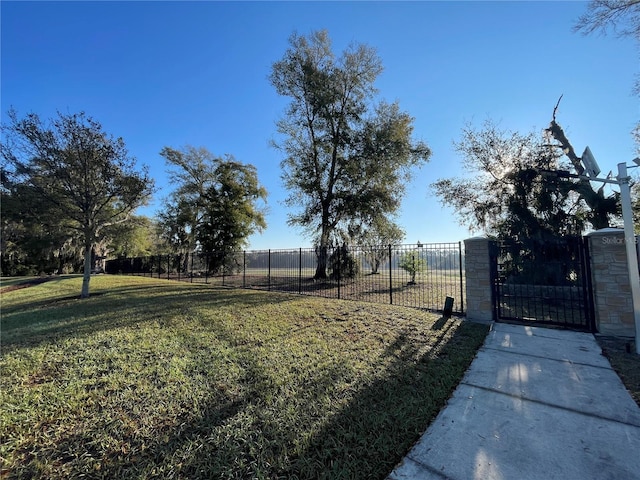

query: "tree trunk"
xmin=314 ymin=244 xmax=328 ymax=279
xmin=81 ymin=236 xmax=92 ymax=298
xmin=372 ymin=258 xmax=380 ymax=275
xmin=314 ymin=208 xmax=331 ymax=280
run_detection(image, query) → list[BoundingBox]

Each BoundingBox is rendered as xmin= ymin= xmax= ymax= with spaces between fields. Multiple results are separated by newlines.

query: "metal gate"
xmin=490 ymin=236 xmax=595 ymax=332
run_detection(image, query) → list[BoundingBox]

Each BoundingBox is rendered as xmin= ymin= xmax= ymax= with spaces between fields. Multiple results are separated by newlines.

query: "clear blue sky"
xmin=2 ymin=1 xmax=637 ymax=250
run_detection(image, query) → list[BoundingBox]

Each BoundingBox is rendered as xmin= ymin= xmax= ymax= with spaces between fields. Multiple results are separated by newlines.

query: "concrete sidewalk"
xmin=388 ymin=323 xmax=640 ymax=480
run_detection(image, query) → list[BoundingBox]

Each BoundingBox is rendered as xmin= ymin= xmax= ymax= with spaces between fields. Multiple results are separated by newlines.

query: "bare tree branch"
xmin=574 ymin=0 xmax=640 ymax=38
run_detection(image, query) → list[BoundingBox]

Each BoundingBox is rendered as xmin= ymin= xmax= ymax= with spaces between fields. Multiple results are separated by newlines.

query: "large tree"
xmin=431 ymin=121 xmax=594 ymax=240
xmin=270 ymin=30 xmax=431 ymax=278
xmin=0 ymin=175 xmax=81 ymax=275
xmin=545 ymin=100 xmax=619 ymax=230
xmin=157 ymin=146 xmax=267 ymax=272
xmin=1 ymin=110 xmax=153 ymax=297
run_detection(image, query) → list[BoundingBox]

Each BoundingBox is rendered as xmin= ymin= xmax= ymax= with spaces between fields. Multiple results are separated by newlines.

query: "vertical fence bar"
xmin=190 ymin=252 xmax=194 ymax=283
xmin=298 ymin=248 xmax=302 ymax=294
xmin=205 ymin=253 xmax=209 ymax=284
xmin=268 ymin=249 xmax=271 ymax=291
xmin=459 ymin=241 xmax=464 ymax=314
xmin=389 ymin=244 xmax=393 ymax=305
xmin=337 ymin=246 xmax=341 ymax=300
xmin=167 ymin=255 xmax=170 ymax=280
xmin=243 ymin=250 xmax=246 ymax=288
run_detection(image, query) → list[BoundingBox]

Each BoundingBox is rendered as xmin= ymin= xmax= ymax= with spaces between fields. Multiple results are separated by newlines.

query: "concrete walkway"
xmin=388 ymin=323 xmax=640 ymax=480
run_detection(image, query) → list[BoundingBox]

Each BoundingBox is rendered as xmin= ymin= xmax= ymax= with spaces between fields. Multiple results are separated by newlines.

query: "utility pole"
xmin=541 ymin=154 xmax=640 ymax=354
xmin=617 ymin=162 xmax=640 ymax=355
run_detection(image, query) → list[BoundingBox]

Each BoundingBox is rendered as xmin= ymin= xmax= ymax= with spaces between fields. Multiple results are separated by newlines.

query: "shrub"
xmin=398 ymin=250 xmax=427 ymax=284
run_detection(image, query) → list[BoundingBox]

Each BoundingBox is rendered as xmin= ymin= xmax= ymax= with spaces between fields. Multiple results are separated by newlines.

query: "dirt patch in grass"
xmin=596 ymin=335 xmax=640 ymax=407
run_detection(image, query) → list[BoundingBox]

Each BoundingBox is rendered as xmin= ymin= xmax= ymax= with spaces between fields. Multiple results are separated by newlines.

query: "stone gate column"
xmin=586 ymin=228 xmax=636 ymax=337
xmin=464 ymin=237 xmax=494 ymax=323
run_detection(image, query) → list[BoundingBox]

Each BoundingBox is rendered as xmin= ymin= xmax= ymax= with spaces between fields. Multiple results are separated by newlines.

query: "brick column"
xmin=586 ymin=229 xmax=636 ymax=336
xmin=464 ymin=237 xmax=494 ymax=323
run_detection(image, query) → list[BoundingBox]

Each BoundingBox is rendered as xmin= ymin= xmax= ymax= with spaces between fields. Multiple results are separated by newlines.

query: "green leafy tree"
xmin=1 ymin=164 xmax=87 ymax=275
xmin=328 ymin=243 xmax=360 ymax=280
xmin=545 ymin=101 xmax=620 ymax=231
xmin=398 ymin=249 xmax=427 ymax=285
xmin=431 ymin=120 xmax=601 ymax=239
xmin=351 ymin=217 xmax=405 ymax=274
xmin=157 ymin=146 xmax=267 ymax=273
xmin=270 ymin=30 xmax=430 ymax=279
xmin=1 ymin=110 xmax=153 ymax=297
xmin=106 ymin=215 xmax=156 ymax=258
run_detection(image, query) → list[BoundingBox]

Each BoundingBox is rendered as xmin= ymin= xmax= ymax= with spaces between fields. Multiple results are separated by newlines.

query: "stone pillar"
xmin=586 ymin=229 xmax=636 ymax=336
xmin=464 ymin=237 xmax=494 ymax=323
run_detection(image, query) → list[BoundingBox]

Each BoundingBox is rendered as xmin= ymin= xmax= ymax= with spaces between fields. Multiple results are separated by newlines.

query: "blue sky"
xmin=2 ymin=1 xmax=637 ymax=250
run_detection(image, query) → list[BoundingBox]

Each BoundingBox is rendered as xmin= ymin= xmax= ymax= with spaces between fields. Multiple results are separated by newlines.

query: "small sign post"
xmin=443 ymin=296 xmax=454 ymax=319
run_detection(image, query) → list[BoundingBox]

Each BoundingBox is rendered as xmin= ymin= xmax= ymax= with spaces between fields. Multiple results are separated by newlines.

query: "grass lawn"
xmin=595 ymin=335 xmax=640 ymax=408
xmin=0 ymin=275 xmax=488 ymax=479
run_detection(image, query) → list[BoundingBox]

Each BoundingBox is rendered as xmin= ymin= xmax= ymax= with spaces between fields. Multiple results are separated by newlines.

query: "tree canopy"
xmin=1 ymin=110 xmax=153 ymax=297
xmin=431 ymin=120 xmax=604 ymax=240
xmin=351 ymin=216 xmax=405 ymax=274
xmin=270 ymin=30 xmax=430 ymax=278
xmin=157 ymin=146 xmax=267 ymax=272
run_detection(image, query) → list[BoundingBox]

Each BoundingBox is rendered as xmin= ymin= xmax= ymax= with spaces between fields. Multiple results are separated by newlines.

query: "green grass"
xmin=1 ymin=275 xmax=488 ymax=479
xmin=596 ymin=336 xmax=640 ymax=408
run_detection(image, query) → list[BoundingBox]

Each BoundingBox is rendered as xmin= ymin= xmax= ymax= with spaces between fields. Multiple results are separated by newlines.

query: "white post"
xmin=617 ymin=162 xmax=640 ymax=354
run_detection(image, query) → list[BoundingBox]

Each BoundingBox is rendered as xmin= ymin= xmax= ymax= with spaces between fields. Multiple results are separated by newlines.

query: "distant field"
xmin=1 ymin=275 xmax=487 ymax=479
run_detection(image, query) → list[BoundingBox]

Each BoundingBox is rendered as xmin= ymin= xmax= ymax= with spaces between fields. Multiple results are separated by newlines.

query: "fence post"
xmin=268 ymin=249 xmax=271 ymax=291
xmin=459 ymin=241 xmax=464 ymax=314
xmin=337 ymin=246 xmax=341 ymax=300
xmin=299 ymin=248 xmax=302 ymax=294
xmin=205 ymin=253 xmax=209 ymax=284
xmin=167 ymin=255 xmax=170 ymax=280
xmin=243 ymin=250 xmax=246 ymax=288
xmin=190 ymin=252 xmax=194 ymax=283
xmin=389 ymin=244 xmax=393 ymax=305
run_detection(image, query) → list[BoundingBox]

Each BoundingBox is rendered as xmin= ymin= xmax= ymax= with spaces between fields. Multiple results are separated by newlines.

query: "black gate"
xmin=490 ymin=236 xmax=595 ymax=332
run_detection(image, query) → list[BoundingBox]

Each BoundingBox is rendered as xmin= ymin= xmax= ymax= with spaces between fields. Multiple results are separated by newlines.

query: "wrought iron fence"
xmin=105 ymin=242 xmax=465 ymax=314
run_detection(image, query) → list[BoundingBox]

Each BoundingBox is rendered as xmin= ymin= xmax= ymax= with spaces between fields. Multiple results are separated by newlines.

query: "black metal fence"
xmin=106 ymin=242 xmax=465 ymax=314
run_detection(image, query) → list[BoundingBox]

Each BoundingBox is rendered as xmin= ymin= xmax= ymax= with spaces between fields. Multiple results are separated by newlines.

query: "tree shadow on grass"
xmin=278 ymin=320 xmax=489 ymax=479
xmin=3 ymin=277 xmax=489 ymax=479
xmin=0 ymin=283 xmax=298 ymax=350
xmin=103 ymin=319 xmax=487 ymax=480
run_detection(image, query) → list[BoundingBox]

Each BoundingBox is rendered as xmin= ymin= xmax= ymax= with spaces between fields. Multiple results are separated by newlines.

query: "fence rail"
xmin=106 ymin=243 xmax=465 ymax=314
